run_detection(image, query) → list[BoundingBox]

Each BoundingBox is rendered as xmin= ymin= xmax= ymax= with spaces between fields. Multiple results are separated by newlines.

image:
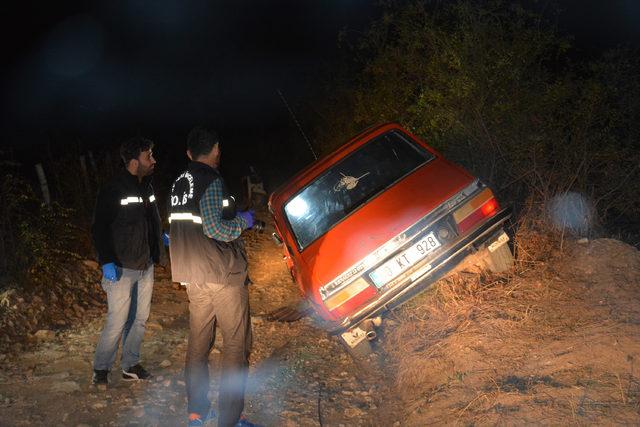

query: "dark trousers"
xmin=185 ymin=282 xmax=252 ymax=427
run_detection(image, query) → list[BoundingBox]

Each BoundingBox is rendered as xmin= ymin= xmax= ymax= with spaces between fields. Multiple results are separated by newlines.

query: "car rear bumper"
xmin=327 ymin=207 xmax=512 ymax=334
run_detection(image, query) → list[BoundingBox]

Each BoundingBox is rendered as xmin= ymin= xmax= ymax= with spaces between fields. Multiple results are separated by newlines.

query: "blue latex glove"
xmin=237 ymin=210 xmax=255 ymax=229
xmin=162 ymin=232 xmax=170 ymax=247
xmin=102 ymin=263 xmax=118 ymax=282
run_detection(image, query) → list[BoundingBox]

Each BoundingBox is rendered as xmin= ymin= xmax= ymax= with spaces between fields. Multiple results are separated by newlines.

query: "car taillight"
xmin=453 ymin=188 xmax=500 ymax=234
xmin=323 ymin=277 xmax=377 ymax=317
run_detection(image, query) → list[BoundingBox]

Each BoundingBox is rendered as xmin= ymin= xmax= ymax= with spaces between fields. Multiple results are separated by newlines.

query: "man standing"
xmin=168 ymin=127 xmax=259 ymax=427
xmin=91 ymin=136 xmax=165 ymax=387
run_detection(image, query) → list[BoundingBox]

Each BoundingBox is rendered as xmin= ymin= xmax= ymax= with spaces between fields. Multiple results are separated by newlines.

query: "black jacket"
xmin=91 ymin=169 xmax=165 ymax=270
xmin=168 ymin=161 xmax=247 ymax=286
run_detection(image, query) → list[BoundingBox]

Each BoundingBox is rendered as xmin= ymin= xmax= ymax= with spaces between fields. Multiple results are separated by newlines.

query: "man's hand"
xmin=102 ymin=263 xmax=118 ymax=282
xmin=162 ymin=232 xmax=170 ymax=247
xmin=237 ymin=210 xmax=255 ymax=229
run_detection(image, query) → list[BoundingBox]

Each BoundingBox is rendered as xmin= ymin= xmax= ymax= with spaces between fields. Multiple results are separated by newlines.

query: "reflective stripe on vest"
xmin=149 ymin=194 xmax=156 ymax=203
xmin=120 ymin=196 xmax=144 ymax=205
xmin=168 ymin=212 xmax=203 ymax=224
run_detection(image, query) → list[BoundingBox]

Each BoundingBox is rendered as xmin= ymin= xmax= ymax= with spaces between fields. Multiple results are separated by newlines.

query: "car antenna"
xmin=276 ymin=88 xmax=318 ymax=160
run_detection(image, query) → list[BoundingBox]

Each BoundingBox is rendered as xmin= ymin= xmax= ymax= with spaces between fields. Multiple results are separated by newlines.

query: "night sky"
xmin=1 ymin=2 xmax=374 ymax=146
xmin=1 ymin=1 xmax=639 ymax=185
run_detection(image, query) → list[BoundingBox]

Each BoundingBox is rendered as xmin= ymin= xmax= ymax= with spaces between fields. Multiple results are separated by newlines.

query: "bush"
xmin=310 ymin=0 xmax=640 ymax=240
xmin=0 ymin=169 xmax=83 ymax=289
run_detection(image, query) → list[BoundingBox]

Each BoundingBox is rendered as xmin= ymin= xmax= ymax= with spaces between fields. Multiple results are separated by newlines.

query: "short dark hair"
xmin=120 ymin=136 xmax=154 ymax=165
xmin=187 ymin=126 xmax=219 ymax=159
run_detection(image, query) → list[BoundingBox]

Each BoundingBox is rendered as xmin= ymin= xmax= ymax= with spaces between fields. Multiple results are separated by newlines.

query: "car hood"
xmin=299 ymin=157 xmax=473 ymax=288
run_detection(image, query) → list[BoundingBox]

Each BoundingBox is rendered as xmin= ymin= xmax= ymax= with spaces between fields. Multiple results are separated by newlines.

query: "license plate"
xmin=369 ymin=231 xmax=441 ymax=288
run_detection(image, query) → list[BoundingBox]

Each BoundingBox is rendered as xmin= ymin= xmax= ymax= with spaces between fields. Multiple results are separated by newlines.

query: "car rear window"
xmin=284 ymin=130 xmax=435 ymax=250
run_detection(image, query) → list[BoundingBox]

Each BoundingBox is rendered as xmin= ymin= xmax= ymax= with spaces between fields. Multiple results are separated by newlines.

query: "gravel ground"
xmin=0 ymin=227 xmax=398 ymax=426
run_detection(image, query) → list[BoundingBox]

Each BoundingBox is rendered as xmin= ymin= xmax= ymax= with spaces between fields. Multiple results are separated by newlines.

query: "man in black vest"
xmin=91 ymin=136 xmax=165 ymax=387
xmin=169 ymin=126 xmax=259 ymax=427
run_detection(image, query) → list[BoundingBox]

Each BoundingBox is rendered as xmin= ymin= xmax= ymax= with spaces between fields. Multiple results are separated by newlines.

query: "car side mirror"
xmin=271 ymin=232 xmax=283 ymax=246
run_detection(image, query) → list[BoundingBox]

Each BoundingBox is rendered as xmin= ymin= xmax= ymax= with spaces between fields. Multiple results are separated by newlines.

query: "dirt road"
xmin=0 ymin=229 xmax=396 ymax=427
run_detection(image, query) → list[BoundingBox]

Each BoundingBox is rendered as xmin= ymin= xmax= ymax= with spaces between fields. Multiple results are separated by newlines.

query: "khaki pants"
xmin=185 ymin=282 xmax=252 ymax=427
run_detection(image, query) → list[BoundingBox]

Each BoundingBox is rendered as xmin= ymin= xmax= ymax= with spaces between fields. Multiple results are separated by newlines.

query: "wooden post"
xmin=88 ymin=150 xmax=98 ymax=182
xmin=246 ymin=175 xmax=252 ymax=206
xmin=45 ymin=132 xmax=61 ymax=197
xmin=79 ymin=155 xmax=90 ymax=192
xmin=0 ymin=200 xmax=5 ymax=274
xmin=105 ymin=151 xmax=113 ymax=175
xmin=35 ymin=163 xmax=51 ymax=205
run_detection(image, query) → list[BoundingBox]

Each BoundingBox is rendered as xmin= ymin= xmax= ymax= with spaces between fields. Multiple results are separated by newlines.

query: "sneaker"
xmin=235 ymin=416 xmax=262 ymax=427
xmin=187 ymin=409 xmax=216 ymax=426
xmin=122 ymin=364 xmax=152 ymax=380
xmin=92 ymin=369 xmax=109 ymax=387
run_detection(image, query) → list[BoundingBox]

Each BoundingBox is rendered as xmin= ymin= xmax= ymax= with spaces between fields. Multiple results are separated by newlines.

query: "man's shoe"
xmin=235 ymin=416 xmax=263 ymax=427
xmin=92 ymin=369 xmax=109 ymax=388
xmin=122 ymin=364 xmax=151 ymax=380
xmin=187 ymin=409 xmax=216 ymax=426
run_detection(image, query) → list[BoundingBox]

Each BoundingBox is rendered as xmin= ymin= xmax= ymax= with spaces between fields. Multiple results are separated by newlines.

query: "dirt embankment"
xmin=380 ymin=238 xmax=640 ymax=425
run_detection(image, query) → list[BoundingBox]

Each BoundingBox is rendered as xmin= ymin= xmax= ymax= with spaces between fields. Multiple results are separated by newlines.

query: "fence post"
xmin=104 ymin=151 xmax=114 ymax=175
xmin=79 ymin=155 xmax=90 ymax=192
xmin=35 ymin=163 xmax=51 ymax=205
xmin=0 ymin=207 xmax=5 ymax=275
xmin=88 ymin=151 xmax=98 ymax=183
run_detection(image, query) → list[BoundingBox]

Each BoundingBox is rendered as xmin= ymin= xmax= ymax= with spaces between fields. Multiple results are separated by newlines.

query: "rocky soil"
xmin=1 ymin=227 xmax=639 ymax=426
xmin=0 ymin=228 xmax=395 ymax=426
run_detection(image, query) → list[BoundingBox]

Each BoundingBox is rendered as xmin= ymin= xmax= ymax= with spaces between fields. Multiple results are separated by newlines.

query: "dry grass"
xmin=512 ymin=197 xmax=563 ymax=266
xmin=379 ymin=226 xmax=640 ymax=425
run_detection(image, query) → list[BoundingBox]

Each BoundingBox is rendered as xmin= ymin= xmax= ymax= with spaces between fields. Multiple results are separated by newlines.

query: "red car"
xmin=269 ymin=123 xmax=512 ymax=354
